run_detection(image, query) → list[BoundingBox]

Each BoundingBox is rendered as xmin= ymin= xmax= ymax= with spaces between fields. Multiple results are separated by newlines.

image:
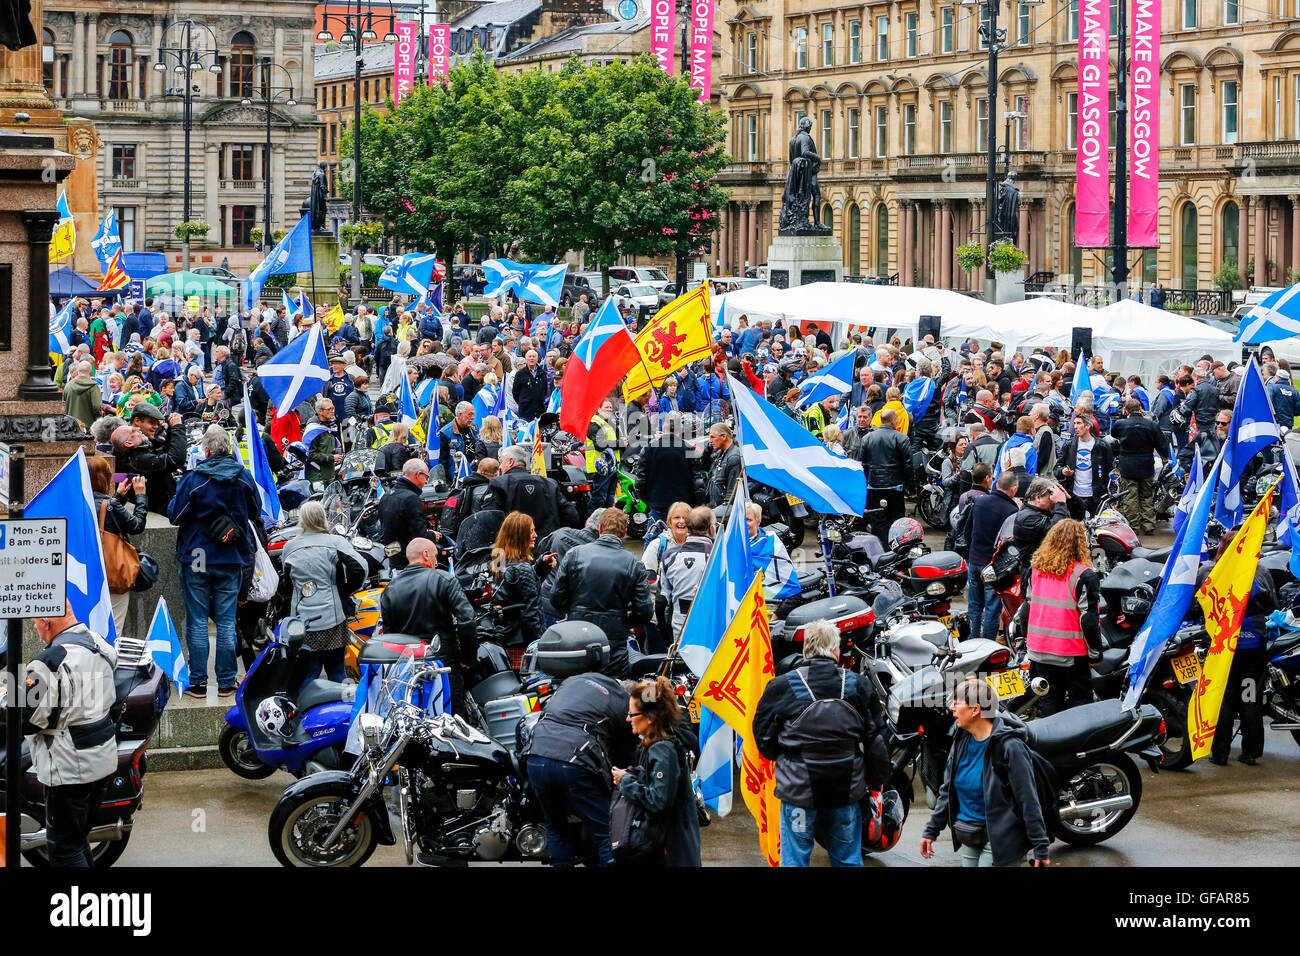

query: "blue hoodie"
xmin=168 ymin=454 xmax=261 ymax=568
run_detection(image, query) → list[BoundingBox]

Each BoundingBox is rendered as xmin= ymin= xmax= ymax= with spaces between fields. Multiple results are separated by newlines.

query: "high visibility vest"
xmin=367 ymin=419 xmax=394 ymax=449
xmin=585 ymin=414 xmax=618 ymax=474
xmin=803 ymin=403 xmax=829 ymax=439
xmin=1026 ymin=562 xmax=1088 ymax=658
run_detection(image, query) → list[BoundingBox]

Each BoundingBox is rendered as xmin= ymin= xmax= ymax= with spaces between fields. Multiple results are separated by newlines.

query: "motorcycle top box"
xmin=899 ymin=550 xmax=967 ymax=599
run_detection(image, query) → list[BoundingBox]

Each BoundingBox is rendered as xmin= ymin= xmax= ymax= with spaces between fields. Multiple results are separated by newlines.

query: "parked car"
xmin=192 ymin=266 xmax=240 ymax=288
xmin=708 ymin=276 xmax=767 ymax=295
xmin=744 ymin=264 xmax=769 ymax=280
xmin=657 ymin=281 xmax=681 ymax=307
xmin=560 ymin=273 xmax=599 ymax=307
xmin=454 ymin=264 xmax=487 ymax=296
xmin=362 ymin=253 xmax=394 ymax=268
xmin=608 ymin=265 xmax=671 ymax=291
xmin=613 ymin=283 xmax=661 ymax=312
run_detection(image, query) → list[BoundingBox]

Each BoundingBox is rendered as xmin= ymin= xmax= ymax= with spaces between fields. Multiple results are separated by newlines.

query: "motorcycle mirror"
xmin=284 ymin=618 xmax=307 ymax=645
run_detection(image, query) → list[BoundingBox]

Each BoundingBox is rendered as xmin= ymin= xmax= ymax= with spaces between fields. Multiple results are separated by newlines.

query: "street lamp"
xmin=317 ymin=0 xmax=400 ymax=305
xmin=155 ymin=19 xmax=223 ymax=273
xmin=241 ymin=58 xmax=298 ymax=252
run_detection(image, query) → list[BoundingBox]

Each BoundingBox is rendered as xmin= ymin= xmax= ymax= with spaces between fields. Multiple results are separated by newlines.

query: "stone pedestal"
xmin=309 ymin=233 xmax=342 ymax=310
xmin=994 ymin=266 xmax=1027 ymax=304
xmin=766 ymin=234 xmax=845 ymax=289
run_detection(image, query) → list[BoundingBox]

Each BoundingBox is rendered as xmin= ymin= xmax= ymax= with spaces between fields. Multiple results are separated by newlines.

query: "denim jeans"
xmin=966 ymin=565 xmax=1001 ymax=644
xmin=525 ymin=755 xmax=613 ymax=866
xmin=779 ymin=802 xmax=863 ymax=867
xmin=588 ymin=471 xmax=615 ymax=515
xmin=180 ymin=562 xmax=243 ymax=688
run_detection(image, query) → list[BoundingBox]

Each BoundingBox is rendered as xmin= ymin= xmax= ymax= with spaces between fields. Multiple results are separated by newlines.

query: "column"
xmin=21 ymin=210 xmax=61 ymax=399
xmin=151 ymin=16 xmax=164 ymax=99
xmin=1255 ymin=198 xmax=1267 ymax=287
xmin=940 ymin=200 xmax=952 ymax=289
xmin=902 ymin=201 xmax=916 ymax=286
xmin=1291 ymin=197 xmax=1300 ymax=279
xmin=1018 ymin=201 xmax=1030 ymax=258
xmin=271 ymin=145 xmax=286 ymax=231
xmin=204 ymin=143 xmax=220 ymax=237
xmin=931 ymin=203 xmax=942 ymax=287
xmin=917 ymin=202 xmax=930 ymax=286
xmin=85 ymin=13 xmax=97 ymax=95
xmin=72 ymin=14 xmax=85 ymax=96
xmin=740 ymin=203 xmax=752 ymax=269
xmin=719 ymin=204 xmax=729 ymax=274
xmin=747 ymin=203 xmax=758 ymax=269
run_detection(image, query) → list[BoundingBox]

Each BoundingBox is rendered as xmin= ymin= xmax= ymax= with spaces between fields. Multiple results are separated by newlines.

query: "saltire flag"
xmin=242 ymin=214 xmax=313 ymax=311
xmin=1072 ymin=349 xmax=1092 ymax=400
xmin=749 ymin=528 xmax=801 ymax=599
xmin=1278 ymin=438 xmax=1300 ymax=578
xmin=1172 ymin=444 xmax=1203 ymax=538
xmin=480 ymin=258 xmax=567 ymax=307
xmin=242 ymin=379 xmax=283 ymax=524
xmin=282 ymin=289 xmax=301 ymax=317
xmin=546 ymin=387 xmax=562 ymax=417
xmin=144 ymin=598 xmax=189 ymax=695
xmin=1235 ymin=283 xmax=1300 ymax=344
xmin=414 ymin=281 xmax=443 ymax=317
xmin=994 ymin=432 xmax=1038 ymax=479
xmin=711 ymin=291 xmax=727 ymax=336
xmin=795 ymin=350 xmax=854 ymax=409
xmin=679 ymin=480 xmax=753 ymax=815
xmin=258 ymin=322 xmax=330 ymax=419
xmin=456 ymin=452 xmax=473 ymax=480
xmin=621 ymin=284 xmax=713 ymax=401
xmin=397 ymin=371 xmax=418 ymax=427
xmin=425 ymin=381 xmax=441 ymax=464
xmin=902 ymin=374 xmax=937 ymax=422
xmin=1214 ymin=358 xmax=1279 ymax=525
xmin=471 ymin=384 xmax=501 ymax=428
xmin=91 ymin=209 xmax=122 ymax=273
xmin=414 ymin=377 xmax=438 ymax=409
xmin=696 ymin=569 xmax=781 ymax=866
xmin=49 ymin=191 xmax=75 ymax=262
xmin=96 ymin=248 xmax=130 ymax=293
xmin=728 ymin=373 xmax=867 ymax=516
xmin=346 ymin=645 xmax=448 ymax=754
xmin=26 ymin=448 xmax=116 ymax=645
xmin=49 ymin=297 xmax=74 ymax=358
xmin=559 ymin=298 xmax=641 ymax=438
xmin=1123 ymin=454 xmax=1224 ymax=710
xmin=1189 ymin=482 xmax=1275 ymax=761
xmin=379 ymin=252 xmax=441 ymax=298
xmin=297 ymin=290 xmax=315 ymax=319
xmin=832 ymin=401 xmax=850 ymax=433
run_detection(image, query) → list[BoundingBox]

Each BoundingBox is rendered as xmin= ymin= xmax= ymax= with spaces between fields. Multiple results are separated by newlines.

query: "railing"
xmin=1022 ymin=276 xmax=1231 ymax=316
xmin=1240 ymin=141 xmax=1300 ymax=160
xmin=844 ymin=272 xmax=898 ymax=285
xmin=1162 ymin=287 xmax=1232 ymax=316
xmin=720 ymin=161 xmax=772 ymax=178
xmin=108 ymin=178 xmax=140 ymax=189
xmin=221 ymin=179 xmax=259 ymax=190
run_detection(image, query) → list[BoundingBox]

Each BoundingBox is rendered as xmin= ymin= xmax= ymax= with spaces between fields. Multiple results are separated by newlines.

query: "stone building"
xmin=43 ymin=0 xmax=321 ymax=272
xmin=714 ymin=0 xmax=1300 ymax=300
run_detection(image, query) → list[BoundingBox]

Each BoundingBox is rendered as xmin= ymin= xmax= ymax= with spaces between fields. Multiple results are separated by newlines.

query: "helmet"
xmin=887 ymin=517 xmax=924 ymax=551
xmin=593 ymin=448 xmax=617 ymax=477
xmin=255 ymin=696 xmax=296 ymax=738
xmin=374 ymin=395 xmax=397 ymax=416
xmin=863 ymin=788 xmax=905 ymax=853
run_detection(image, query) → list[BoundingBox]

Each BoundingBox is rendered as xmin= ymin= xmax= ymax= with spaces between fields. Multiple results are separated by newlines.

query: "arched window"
xmin=1221 ymin=200 xmax=1240 ymax=273
xmin=1180 ymin=202 xmax=1199 ymax=289
xmin=109 ymin=30 xmax=133 ymax=100
xmin=875 ymin=203 xmax=889 ymax=277
xmin=822 ymin=204 xmax=834 ymax=232
xmin=848 ymin=203 xmax=861 ymax=275
xmin=229 ymin=31 xmax=255 ymax=98
xmin=42 ymin=28 xmax=54 ymax=93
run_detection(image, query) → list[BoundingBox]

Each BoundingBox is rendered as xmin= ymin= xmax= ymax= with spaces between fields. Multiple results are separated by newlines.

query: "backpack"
xmin=945 ymin=496 xmax=977 ymax=557
xmin=774 ymin=668 xmax=867 ymax=807
xmin=992 ymin=735 xmax=1060 ymax=834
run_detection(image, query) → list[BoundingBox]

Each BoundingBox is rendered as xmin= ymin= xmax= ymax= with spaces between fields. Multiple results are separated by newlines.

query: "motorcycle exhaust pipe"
xmin=20 ymin=818 xmax=132 ymax=852
xmin=1057 ymin=794 xmax=1133 ymax=822
xmin=1029 ymin=677 xmax=1049 ymax=697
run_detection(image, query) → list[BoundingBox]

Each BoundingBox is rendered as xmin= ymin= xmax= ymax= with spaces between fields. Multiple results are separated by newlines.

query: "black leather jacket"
xmin=117 ymin=425 xmax=186 ymax=509
xmin=379 ymin=563 xmax=477 ymax=664
xmin=482 ymin=468 xmax=580 ymax=540
xmin=486 ymin=561 xmax=547 ymax=648
xmin=550 ymin=535 xmax=653 ymax=675
xmin=522 ymin=672 xmax=637 ymax=782
xmin=1011 ymin=502 xmax=1070 ymax=570
xmin=377 ymin=477 xmax=429 ymax=569
xmin=706 ymin=441 xmax=742 ymax=507
xmin=858 ymin=424 xmax=914 ymax=489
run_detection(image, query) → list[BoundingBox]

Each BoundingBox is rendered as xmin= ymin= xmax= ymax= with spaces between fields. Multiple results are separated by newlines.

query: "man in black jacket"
xmin=483 ymin=445 xmax=580 ymax=539
xmin=377 ymin=458 xmax=431 ymax=569
xmin=967 ymin=470 xmax=1020 ymax=642
xmin=638 ymin=414 xmax=695 ymax=520
xmin=1055 ymin=414 xmax=1115 ymax=520
xmin=858 ymin=408 xmax=913 ymax=542
xmin=1111 ymin=396 xmax=1169 ymax=536
xmin=512 ymin=349 xmax=548 ymax=421
xmin=1180 ymin=368 xmax=1220 ymax=443
xmin=1012 ymin=477 xmax=1070 ymax=586
xmin=550 ymin=508 xmax=653 ymax=676
xmin=705 ymin=422 xmax=742 ymax=507
xmin=379 ymin=536 xmax=477 ymax=712
xmin=537 ymin=510 xmax=603 ymax=622
xmin=113 ymin=404 xmax=187 ymax=508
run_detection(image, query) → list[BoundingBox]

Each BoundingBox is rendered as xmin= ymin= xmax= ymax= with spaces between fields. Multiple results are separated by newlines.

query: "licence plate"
xmin=687 ymin=697 xmax=701 ymax=723
xmin=1171 ymin=650 xmax=1201 ymax=685
xmin=987 ymin=670 xmax=1026 ymax=700
xmin=786 ymin=493 xmax=804 ymax=507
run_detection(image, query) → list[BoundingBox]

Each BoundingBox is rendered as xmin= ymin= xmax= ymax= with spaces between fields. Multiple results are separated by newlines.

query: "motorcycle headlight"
xmin=352 ymin=536 xmax=372 ymax=550
xmin=886 ymin=693 xmax=901 ymax=726
xmin=358 ymin=712 xmax=384 ymax=750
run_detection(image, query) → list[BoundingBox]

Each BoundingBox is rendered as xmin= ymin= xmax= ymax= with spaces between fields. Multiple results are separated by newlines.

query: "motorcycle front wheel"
xmin=1052 ymin=752 xmax=1142 ymax=847
xmin=269 ymin=785 xmax=379 ymax=867
xmin=916 ymin=488 xmax=949 ymax=531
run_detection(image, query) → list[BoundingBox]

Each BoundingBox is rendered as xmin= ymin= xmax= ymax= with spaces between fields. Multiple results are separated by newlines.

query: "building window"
xmin=795 ymin=26 xmax=807 ymax=68
xmin=848 ymin=203 xmax=861 ymax=274
xmin=113 ymin=207 xmax=136 ymax=253
xmin=1180 ymin=83 xmax=1196 ymax=144
xmin=978 ymin=6 xmax=989 ymax=48
xmin=823 ymin=204 xmax=834 ymax=232
xmin=848 ymin=107 xmax=860 ymax=157
xmin=905 ymin=13 xmax=918 ymax=57
xmin=1180 ymin=203 xmax=1198 ymax=288
xmin=821 ymin=108 xmax=832 ymax=157
xmin=111 ymin=144 xmax=136 ymax=180
xmin=108 ymin=30 xmax=132 ymax=100
xmin=747 ymin=114 xmax=758 ymax=160
xmin=746 ymin=32 xmax=757 ymax=72
xmin=976 ymin=97 xmax=988 ymax=151
xmin=1067 ymin=92 xmax=1078 ymax=149
xmin=1222 ymin=80 xmax=1238 ymax=144
xmin=903 ymin=103 xmax=916 ymax=155
xmin=822 ymin=22 xmax=834 ymax=65
xmin=230 ymin=144 xmax=255 ymax=181
xmin=330 ymin=84 xmax=337 ymax=109
xmin=42 ymin=28 xmax=54 ymax=93
xmin=1014 ymin=94 xmax=1030 ymax=149
xmin=1223 ymin=0 xmax=1238 ymax=22
xmin=939 ymin=101 xmax=953 ymax=153
xmin=849 ymin=20 xmax=861 ymax=62
xmin=363 ymin=78 xmax=370 ymax=101
xmin=1276 ymin=75 xmax=1284 ymax=140
xmin=941 ymin=8 xmax=954 ymax=53
xmin=1182 ymin=0 xmax=1197 ymax=27
xmin=1068 ymin=0 xmax=1079 ymax=41
xmin=875 ymin=203 xmax=890 ymax=277
xmin=876 ymin=16 xmax=888 ymax=60
xmin=1017 ymin=3 xmax=1030 ymax=43
xmin=329 ymin=123 xmax=337 ymax=154
xmin=230 ymin=31 xmax=255 ymax=98
xmin=231 ymin=205 xmax=257 ymax=247
xmin=874 ymin=104 xmax=888 ymax=156
xmin=1222 ymin=201 xmax=1240 ymax=271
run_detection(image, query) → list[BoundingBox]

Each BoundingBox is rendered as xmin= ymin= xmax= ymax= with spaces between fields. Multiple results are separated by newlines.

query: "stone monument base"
xmin=995 ymin=266 xmax=1026 ymax=305
xmin=766 ymin=234 xmax=845 ymax=290
xmin=308 ymin=233 xmax=342 ymax=311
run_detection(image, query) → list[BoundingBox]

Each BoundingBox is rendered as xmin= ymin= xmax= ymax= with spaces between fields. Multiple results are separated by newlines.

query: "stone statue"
xmin=0 ymin=0 xmax=36 ymax=51
xmin=309 ymin=161 xmax=329 ymax=233
xmin=996 ymin=169 xmax=1020 ymax=245
xmin=778 ymin=117 xmax=830 ymax=236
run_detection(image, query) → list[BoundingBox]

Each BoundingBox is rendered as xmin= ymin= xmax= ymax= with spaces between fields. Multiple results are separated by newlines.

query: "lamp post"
xmin=241 ymin=58 xmax=298 ymax=250
xmin=317 ymin=1 xmax=399 ymax=306
xmin=154 ymin=19 xmax=223 ymax=273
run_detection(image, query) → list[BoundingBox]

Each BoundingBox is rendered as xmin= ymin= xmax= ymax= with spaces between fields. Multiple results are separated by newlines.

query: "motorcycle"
xmin=1086 ymin=492 xmax=1140 ymax=575
xmin=1264 ymin=616 xmax=1300 ymax=748
xmin=3 ymin=636 xmax=171 ymax=867
xmin=614 ymin=451 xmax=651 ymax=540
xmin=915 ymin=451 xmax=951 ymax=531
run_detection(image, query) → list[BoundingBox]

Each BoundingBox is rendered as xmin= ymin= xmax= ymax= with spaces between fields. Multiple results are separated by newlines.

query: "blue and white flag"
xmin=833 ymin=401 xmax=850 ymax=433
xmin=480 ymin=258 xmax=567 ymax=307
xmin=728 ymin=374 xmax=867 ymax=516
xmin=546 ymin=387 xmax=562 ymax=416
xmin=1072 ymin=350 xmax=1092 ymax=400
xmin=91 ymin=210 xmax=122 ymax=273
xmin=242 ymin=214 xmax=314 ymax=311
xmin=346 ymin=651 xmax=448 ymax=755
xmin=144 ymin=598 xmax=188 ymax=695
xmin=49 ymin=297 xmax=74 ymax=356
xmin=1122 ymin=454 xmax=1223 ymax=710
xmin=455 ymin=452 xmax=473 ymax=480
xmin=750 ymin=528 xmax=801 ymax=599
xmin=259 ymin=323 xmax=330 ymax=419
xmin=425 ymin=383 xmax=441 ymax=463
xmin=1215 ymin=359 xmax=1279 ymax=525
xmin=902 ymin=375 xmax=937 ymax=422
xmin=379 ymin=253 xmax=441 ymax=298
xmin=397 ymin=371 xmax=418 ymax=427
xmin=413 ymin=377 xmax=438 ymax=409
xmin=301 ymin=422 xmax=335 ymax=454
xmin=1236 ymin=283 xmax=1300 ymax=344
xmin=1172 ymin=444 xmax=1202 ymax=538
xmin=297 ymin=291 xmax=315 ymax=319
xmin=243 ymin=379 xmax=282 ymax=524
xmin=414 ymin=281 xmax=443 ymax=318
xmin=282 ymin=289 xmax=300 ymax=317
xmin=472 ymin=384 xmax=500 ymax=428
xmin=26 ymin=449 xmax=116 ymax=645
xmin=1277 ymin=439 xmax=1300 ymax=578
xmin=679 ymin=483 xmax=753 ymax=815
xmin=711 ymin=291 xmax=727 ymax=336
xmin=796 ymin=350 xmax=855 ymax=409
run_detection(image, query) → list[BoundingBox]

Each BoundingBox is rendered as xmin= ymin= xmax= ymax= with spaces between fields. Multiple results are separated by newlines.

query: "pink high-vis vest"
xmin=1026 ymin=562 xmax=1088 ymax=657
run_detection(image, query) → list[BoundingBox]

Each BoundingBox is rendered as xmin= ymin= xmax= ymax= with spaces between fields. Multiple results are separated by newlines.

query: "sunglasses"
xmin=626 ymin=711 xmax=646 ymax=719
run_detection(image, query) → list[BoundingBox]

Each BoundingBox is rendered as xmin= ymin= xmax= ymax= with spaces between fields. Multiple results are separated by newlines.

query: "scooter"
xmin=219 ymin=618 xmax=356 ymax=780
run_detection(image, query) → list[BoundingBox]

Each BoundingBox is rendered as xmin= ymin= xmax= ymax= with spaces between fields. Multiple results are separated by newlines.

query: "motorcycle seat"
xmin=1027 ymin=699 xmax=1137 ymax=758
xmin=1269 ymin=631 xmax=1300 ymax=656
xmin=1131 ymin=546 xmax=1171 ymax=562
xmin=1092 ymin=647 xmax=1129 ymax=677
xmin=0 ymin=739 xmax=32 ymax=774
xmin=356 ymin=633 xmax=436 ymax=666
xmin=627 ymin=649 xmax=670 ymax=675
xmin=796 ymin=569 xmax=822 ymax=591
xmin=297 ymin=679 xmax=353 ymax=712
xmin=470 ymin=669 xmax=524 ymax=705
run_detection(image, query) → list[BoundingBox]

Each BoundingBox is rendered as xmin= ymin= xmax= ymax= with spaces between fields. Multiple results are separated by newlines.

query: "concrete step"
xmin=147 ymin=689 xmax=232 ymax=771
xmin=147 ymin=745 xmax=223 ymax=772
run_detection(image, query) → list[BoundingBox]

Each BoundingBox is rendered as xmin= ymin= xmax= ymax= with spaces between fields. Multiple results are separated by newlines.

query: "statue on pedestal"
xmin=778 ymin=117 xmax=831 ymax=236
xmin=0 ymin=0 xmax=36 ymax=51
xmin=309 ymin=161 xmax=329 ymax=233
xmin=995 ymin=169 xmax=1021 ymax=245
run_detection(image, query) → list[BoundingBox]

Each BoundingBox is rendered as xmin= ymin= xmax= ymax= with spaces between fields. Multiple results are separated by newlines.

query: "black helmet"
xmin=374 ymin=395 xmax=397 ymax=416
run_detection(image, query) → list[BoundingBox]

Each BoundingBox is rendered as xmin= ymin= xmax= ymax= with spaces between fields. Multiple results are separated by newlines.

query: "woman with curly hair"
xmin=1022 ymin=519 xmax=1101 ymax=715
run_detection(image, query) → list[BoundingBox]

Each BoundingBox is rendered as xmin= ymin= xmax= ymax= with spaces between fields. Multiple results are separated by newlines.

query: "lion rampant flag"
xmin=1189 ymin=480 xmax=1276 ymax=762
xmin=322 ymin=303 xmax=345 ymax=335
xmin=49 ymin=192 xmax=75 ymax=263
xmin=620 ymin=283 xmax=713 ymax=402
xmin=696 ymin=570 xmax=781 ymax=866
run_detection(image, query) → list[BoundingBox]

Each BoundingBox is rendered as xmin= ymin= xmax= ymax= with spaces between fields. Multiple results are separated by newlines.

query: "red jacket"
xmin=269 ymin=409 xmax=302 ymax=453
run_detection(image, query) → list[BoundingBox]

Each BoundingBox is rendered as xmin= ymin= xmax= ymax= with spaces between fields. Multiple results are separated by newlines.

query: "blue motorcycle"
xmin=219 ymin=618 xmax=356 ymax=779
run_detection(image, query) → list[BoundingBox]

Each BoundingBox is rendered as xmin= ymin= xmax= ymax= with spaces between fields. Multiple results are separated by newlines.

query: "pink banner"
xmin=688 ymin=0 xmax=713 ymax=104
xmin=1075 ymin=0 xmax=1110 ymax=248
xmin=650 ymin=0 xmax=676 ymax=75
xmin=428 ymin=25 xmax=450 ymax=86
xmin=1128 ymin=0 xmax=1160 ymax=248
xmin=393 ymin=22 xmax=417 ymax=107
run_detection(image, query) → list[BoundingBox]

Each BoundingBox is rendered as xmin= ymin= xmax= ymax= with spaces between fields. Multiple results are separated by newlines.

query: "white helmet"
xmin=256 ymin=696 xmax=296 ymax=738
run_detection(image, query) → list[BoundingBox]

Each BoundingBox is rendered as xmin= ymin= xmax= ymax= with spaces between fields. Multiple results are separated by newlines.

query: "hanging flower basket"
xmin=989 ymin=242 xmax=1029 ymax=274
xmin=340 ymin=221 xmax=385 ymax=249
xmin=174 ymin=220 xmax=210 ymax=242
xmin=955 ymin=242 xmax=985 ymax=274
